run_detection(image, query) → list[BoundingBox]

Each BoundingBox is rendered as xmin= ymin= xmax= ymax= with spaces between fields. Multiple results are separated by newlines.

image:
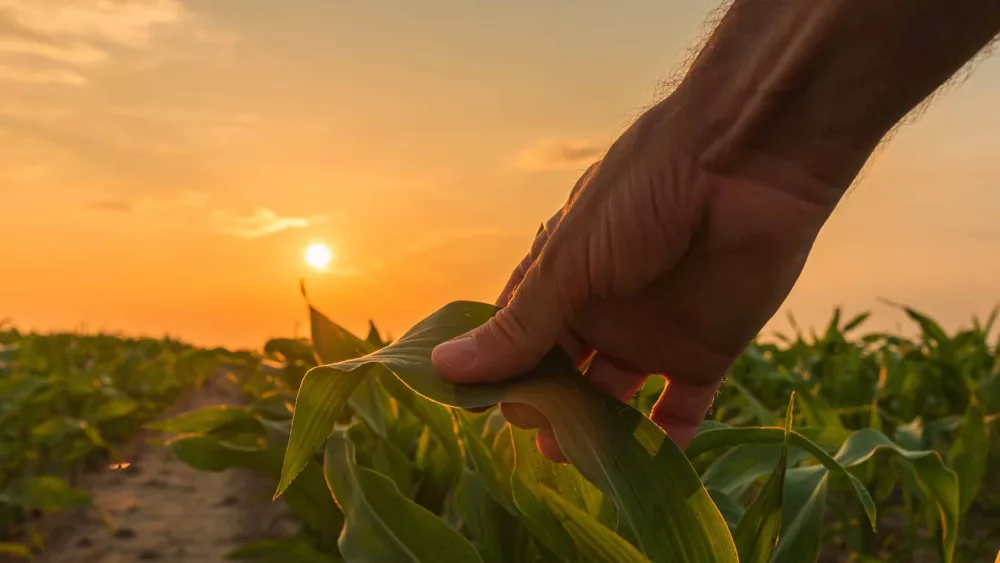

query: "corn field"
xmin=1 ymin=299 xmax=998 ymax=562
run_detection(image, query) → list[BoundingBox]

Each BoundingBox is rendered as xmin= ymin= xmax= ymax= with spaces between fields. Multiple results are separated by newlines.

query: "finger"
xmin=432 ymin=228 xmax=589 ymax=384
xmin=536 ymin=424 xmax=568 ymax=463
xmin=464 ymin=216 xmax=559 ymax=416
xmin=649 ymin=377 xmax=721 ymax=450
xmin=500 ymin=402 xmax=547 ymax=429
xmin=583 ymin=353 xmax=648 ymax=402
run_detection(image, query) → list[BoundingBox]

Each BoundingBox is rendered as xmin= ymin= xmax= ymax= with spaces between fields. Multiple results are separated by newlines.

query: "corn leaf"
xmin=537 ymin=486 xmax=651 ymax=563
xmin=771 ymin=467 xmax=828 ymax=563
xmin=148 ymin=406 xmax=260 ymax=434
xmin=688 ymin=426 xmax=877 ymax=530
xmin=947 ymin=392 xmax=989 ymax=516
xmin=323 ymin=426 xmax=483 ymax=563
xmin=701 ymin=444 xmax=811 ymax=498
xmin=732 ymin=395 xmax=793 ymax=563
xmin=288 ymin=301 xmax=737 ymax=563
xmin=832 ymin=428 xmax=960 ymax=562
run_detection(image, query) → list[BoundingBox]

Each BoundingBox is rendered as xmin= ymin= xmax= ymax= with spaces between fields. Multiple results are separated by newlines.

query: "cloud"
xmin=516 ymin=138 xmax=606 ymax=171
xmin=212 ymin=208 xmax=328 ymax=239
xmin=0 ymin=36 xmax=107 ymax=66
xmin=0 ymin=1 xmax=235 ymax=86
xmin=0 ymin=64 xmax=86 ymax=85
xmin=0 ymin=0 xmax=184 ymax=48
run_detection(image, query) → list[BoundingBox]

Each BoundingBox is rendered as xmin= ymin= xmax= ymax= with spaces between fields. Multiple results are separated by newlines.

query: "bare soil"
xmin=29 ymin=376 xmax=294 ymax=563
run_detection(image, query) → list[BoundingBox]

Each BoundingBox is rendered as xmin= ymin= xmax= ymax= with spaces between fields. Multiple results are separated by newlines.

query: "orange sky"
xmin=1 ymin=1 xmax=999 ymax=349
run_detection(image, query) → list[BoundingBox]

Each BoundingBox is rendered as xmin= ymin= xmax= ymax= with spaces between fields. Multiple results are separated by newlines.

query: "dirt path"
xmin=34 ymin=376 xmax=294 ymax=563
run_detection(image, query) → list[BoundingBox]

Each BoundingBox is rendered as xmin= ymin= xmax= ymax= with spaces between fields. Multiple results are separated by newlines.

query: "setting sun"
xmin=305 ymin=243 xmax=333 ymax=271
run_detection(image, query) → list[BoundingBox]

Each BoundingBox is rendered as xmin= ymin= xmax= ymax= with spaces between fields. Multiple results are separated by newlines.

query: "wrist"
xmin=649 ymin=0 xmax=1000 ymax=211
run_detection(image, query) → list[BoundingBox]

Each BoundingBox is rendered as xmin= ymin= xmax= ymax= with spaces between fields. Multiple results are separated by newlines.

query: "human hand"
xmin=430 ymin=107 xmax=843 ymax=462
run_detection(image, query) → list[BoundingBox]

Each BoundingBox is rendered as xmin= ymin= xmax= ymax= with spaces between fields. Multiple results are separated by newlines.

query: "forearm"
xmin=655 ymin=0 xmax=1000 ymax=204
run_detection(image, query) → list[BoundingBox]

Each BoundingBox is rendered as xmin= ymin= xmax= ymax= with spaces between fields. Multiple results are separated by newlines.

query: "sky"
xmin=1 ymin=0 xmax=999 ymax=350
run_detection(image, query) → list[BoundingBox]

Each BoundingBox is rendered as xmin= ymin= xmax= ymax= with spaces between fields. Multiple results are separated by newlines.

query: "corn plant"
xmin=0 ymin=331 xmax=230 ymax=558
xmin=162 ymin=296 xmax=997 ymax=562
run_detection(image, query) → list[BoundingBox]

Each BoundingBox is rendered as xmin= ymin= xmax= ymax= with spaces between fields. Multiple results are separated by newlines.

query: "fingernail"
xmin=433 ymin=335 xmax=477 ymax=376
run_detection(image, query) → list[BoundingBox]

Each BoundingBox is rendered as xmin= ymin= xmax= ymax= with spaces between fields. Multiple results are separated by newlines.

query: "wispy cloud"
xmin=0 ymin=36 xmax=108 ymax=66
xmin=0 ymin=64 xmax=86 ymax=85
xmin=0 ymin=0 xmax=235 ymax=86
xmin=212 ymin=208 xmax=328 ymax=239
xmin=0 ymin=0 xmax=184 ymax=48
xmin=516 ymin=138 xmax=606 ymax=171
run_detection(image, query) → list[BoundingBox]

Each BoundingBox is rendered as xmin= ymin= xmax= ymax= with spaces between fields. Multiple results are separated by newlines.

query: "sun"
xmin=305 ymin=243 xmax=333 ymax=271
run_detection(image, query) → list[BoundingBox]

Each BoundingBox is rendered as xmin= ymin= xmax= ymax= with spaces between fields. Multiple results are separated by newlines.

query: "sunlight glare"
xmin=305 ymin=243 xmax=333 ymax=271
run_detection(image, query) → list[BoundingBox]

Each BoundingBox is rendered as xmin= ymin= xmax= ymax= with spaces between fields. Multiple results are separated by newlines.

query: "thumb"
xmin=433 ymin=247 xmax=585 ymax=384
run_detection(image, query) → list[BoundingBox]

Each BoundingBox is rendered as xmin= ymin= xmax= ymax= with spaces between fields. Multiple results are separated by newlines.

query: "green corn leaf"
xmin=509 ymin=425 xmax=604 ymax=518
xmin=705 ymin=489 xmax=744 ymax=531
xmin=792 ymin=389 xmax=844 ymax=431
xmin=0 ymin=476 xmax=91 ymax=511
xmin=537 ymin=486 xmax=651 ymax=563
xmin=276 ymin=365 xmax=370 ymax=498
xmin=894 ymin=417 xmax=926 ymax=451
xmin=832 ymin=429 xmax=960 ymax=562
xmin=263 ymin=338 xmax=317 ymax=365
xmin=288 ymin=301 xmax=737 ymax=563
xmin=841 ymin=311 xmax=872 ymax=333
xmin=506 ymin=424 xmax=601 ymax=560
xmin=323 ymin=426 xmax=484 ymax=563
xmin=381 ymin=370 xmax=462 ymax=464
xmin=148 ymin=406 xmax=260 ymax=434
xmin=688 ymin=427 xmax=877 ymax=531
xmin=308 ymin=304 xmax=373 ymax=364
xmin=701 ymin=444 xmax=811 ymax=499
xmin=87 ymin=396 xmax=138 ymax=422
xmin=455 ymin=469 xmax=532 ymax=563
xmin=366 ymin=321 xmax=384 ymax=348
xmin=732 ymin=395 xmax=793 ymax=563
xmin=0 ymin=374 xmax=47 ymax=403
xmin=947 ymin=392 xmax=989 ymax=516
xmin=276 ymin=302 xmax=398 ymax=499
xmin=250 ymin=393 xmax=295 ymax=420
xmin=370 ymin=430 xmax=415 ymax=497
xmin=350 ymin=373 xmax=398 ymax=440
xmin=453 ymin=411 xmax=516 ymax=512
xmin=771 ymin=467 xmax=828 ymax=563
xmin=904 ymin=307 xmax=952 ymax=348
xmin=723 ymin=378 xmax=775 ymax=426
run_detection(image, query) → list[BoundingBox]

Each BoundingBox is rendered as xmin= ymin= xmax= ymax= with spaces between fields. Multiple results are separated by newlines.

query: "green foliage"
xmin=10 ymin=297 xmax=996 ymax=562
xmin=180 ymin=300 xmax=994 ymax=563
xmin=279 ymin=301 xmax=737 ymax=562
xmin=0 ymin=329 xmax=232 ymax=554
